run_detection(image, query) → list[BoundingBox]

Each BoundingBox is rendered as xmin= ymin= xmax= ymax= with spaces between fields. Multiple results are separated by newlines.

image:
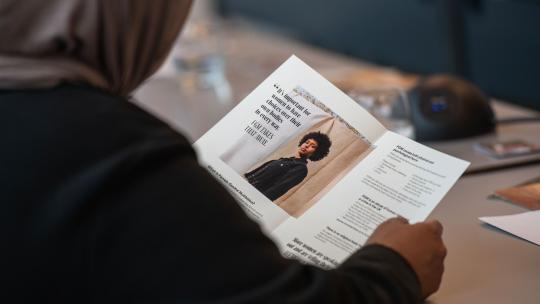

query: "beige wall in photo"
xmin=247 ymin=117 xmax=372 ymax=218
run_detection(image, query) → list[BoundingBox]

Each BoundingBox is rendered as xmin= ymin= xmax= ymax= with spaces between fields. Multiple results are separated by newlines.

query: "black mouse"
xmin=408 ymin=75 xmax=496 ymax=142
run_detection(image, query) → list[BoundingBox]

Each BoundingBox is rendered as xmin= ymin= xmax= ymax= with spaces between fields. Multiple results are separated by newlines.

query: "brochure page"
xmin=194 ymin=55 xmax=469 ymax=268
xmin=273 ymin=131 xmax=469 ymax=268
xmin=195 ymin=55 xmax=387 ymax=232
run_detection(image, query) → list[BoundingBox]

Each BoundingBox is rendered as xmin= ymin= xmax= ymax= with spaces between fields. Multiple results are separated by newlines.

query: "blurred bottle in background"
xmin=348 ymin=88 xmax=415 ymax=139
xmin=172 ymin=0 xmax=232 ymax=104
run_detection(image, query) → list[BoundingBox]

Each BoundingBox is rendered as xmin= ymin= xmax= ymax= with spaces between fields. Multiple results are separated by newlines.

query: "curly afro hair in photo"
xmin=298 ymin=131 xmax=332 ymax=161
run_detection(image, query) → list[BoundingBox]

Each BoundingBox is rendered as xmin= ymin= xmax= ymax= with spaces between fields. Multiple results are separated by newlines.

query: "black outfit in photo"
xmin=244 ymin=156 xmax=308 ymax=201
xmin=0 ymin=85 xmax=421 ymax=303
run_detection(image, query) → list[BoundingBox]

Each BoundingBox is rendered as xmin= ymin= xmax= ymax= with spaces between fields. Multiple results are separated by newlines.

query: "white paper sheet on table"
xmin=479 ymin=210 xmax=540 ymax=246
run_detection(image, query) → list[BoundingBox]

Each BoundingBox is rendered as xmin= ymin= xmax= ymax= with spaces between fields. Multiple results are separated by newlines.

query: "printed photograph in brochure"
xmin=221 ymin=86 xmax=373 ymax=218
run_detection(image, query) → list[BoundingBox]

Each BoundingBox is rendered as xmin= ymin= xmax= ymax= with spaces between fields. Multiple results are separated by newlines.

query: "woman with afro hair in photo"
xmin=244 ymin=131 xmax=332 ymax=201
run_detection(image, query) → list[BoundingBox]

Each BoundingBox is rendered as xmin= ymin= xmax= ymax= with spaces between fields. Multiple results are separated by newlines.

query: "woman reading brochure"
xmin=0 ymin=0 xmax=446 ymax=302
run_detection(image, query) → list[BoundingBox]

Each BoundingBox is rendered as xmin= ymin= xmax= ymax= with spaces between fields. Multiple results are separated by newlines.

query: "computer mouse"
xmin=408 ymin=75 xmax=496 ymax=141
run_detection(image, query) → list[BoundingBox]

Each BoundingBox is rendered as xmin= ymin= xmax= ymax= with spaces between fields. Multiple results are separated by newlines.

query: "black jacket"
xmin=245 ymin=157 xmax=308 ymax=200
xmin=0 ymin=85 xmax=421 ymax=303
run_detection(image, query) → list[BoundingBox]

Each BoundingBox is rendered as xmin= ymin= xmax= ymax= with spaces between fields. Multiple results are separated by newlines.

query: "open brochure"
xmin=194 ymin=55 xmax=469 ymax=269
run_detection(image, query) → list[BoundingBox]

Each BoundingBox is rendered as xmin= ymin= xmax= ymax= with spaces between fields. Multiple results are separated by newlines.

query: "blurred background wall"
xmin=216 ymin=0 xmax=540 ymax=111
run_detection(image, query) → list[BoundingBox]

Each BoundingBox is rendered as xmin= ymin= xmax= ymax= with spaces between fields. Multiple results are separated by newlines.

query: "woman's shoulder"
xmin=0 ymin=84 xmax=195 ymax=174
xmin=9 ymin=84 xmax=190 ymax=146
